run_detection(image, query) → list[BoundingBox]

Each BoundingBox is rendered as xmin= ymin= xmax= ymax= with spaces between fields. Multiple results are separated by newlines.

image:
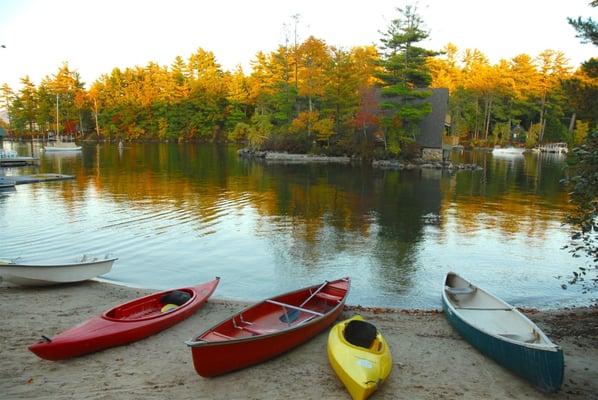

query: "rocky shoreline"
xmin=238 ymin=148 xmax=482 ymax=171
xmin=372 ymin=158 xmax=482 ymax=171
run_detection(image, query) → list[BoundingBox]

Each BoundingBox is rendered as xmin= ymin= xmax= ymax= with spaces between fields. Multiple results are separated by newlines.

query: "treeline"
xmin=429 ymin=44 xmax=597 ymax=147
xmin=1 ymin=8 xmax=596 ymax=155
xmin=1 ymin=42 xmax=380 ymax=153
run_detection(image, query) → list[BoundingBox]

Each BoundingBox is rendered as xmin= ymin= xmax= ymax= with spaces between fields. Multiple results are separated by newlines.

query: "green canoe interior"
xmin=445 ymin=273 xmax=553 ymax=346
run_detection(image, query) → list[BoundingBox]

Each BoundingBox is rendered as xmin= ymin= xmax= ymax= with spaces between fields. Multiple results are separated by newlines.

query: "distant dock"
xmin=0 ymin=177 xmax=16 ymax=188
xmin=11 ymin=174 xmax=74 ymax=185
xmin=0 ymin=156 xmax=39 ymax=167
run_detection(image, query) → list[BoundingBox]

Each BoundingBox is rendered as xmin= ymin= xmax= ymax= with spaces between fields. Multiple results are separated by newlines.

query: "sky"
xmin=0 ymin=0 xmax=596 ymax=90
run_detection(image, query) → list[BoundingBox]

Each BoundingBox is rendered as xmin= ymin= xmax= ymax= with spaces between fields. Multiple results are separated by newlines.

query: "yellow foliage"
xmin=314 ymin=118 xmax=334 ymax=142
xmin=290 ymin=111 xmax=319 ymax=134
xmin=573 ymin=120 xmax=589 ymax=145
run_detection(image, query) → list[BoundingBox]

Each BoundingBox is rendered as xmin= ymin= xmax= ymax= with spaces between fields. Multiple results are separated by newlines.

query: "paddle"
xmin=279 ymin=310 xmax=300 ymax=324
xmin=278 ymin=281 xmax=329 ymax=325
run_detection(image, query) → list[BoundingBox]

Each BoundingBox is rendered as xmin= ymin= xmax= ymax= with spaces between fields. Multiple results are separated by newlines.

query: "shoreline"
xmin=237 ymin=148 xmax=482 ymax=171
xmin=1 ymin=280 xmax=596 ymax=399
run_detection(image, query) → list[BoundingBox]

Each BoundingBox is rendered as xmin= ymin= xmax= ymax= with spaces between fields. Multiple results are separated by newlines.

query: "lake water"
xmin=0 ymin=142 xmax=592 ymax=309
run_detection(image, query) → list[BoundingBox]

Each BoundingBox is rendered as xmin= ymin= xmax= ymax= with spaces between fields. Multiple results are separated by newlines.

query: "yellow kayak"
xmin=327 ymin=315 xmax=392 ymax=400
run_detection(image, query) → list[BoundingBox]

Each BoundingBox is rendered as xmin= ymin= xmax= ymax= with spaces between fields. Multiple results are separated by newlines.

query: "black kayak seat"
xmin=344 ymin=320 xmax=378 ymax=349
xmin=160 ymin=290 xmax=191 ymax=306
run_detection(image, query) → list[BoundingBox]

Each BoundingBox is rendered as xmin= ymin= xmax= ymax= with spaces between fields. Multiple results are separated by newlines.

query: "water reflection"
xmin=0 ymin=142 xmax=589 ymax=308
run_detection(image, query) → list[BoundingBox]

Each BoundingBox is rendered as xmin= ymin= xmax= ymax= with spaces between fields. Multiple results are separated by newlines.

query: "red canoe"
xmin=186 ymin=277 xmax=350 ymax=377
xmin=29 ymin=277 xmax=220 ymax=360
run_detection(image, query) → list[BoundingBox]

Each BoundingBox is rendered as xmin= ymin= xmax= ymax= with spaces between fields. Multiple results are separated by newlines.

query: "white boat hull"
xmin=492 ymin=147 xmax=525 ymax=156
xmin=44 ymin=146 xmax=82 ymax=152
xmin=0 ymin=257 xmax=117 ymax=286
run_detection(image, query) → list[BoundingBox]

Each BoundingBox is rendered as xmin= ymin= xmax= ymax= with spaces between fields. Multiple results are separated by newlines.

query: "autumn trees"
xmin=428 ymin=44 xmax=595 ymax=147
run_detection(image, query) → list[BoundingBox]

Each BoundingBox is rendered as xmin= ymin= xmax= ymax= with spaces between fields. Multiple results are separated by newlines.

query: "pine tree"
xmin=378 ymin=5 xmax=437 ymax=154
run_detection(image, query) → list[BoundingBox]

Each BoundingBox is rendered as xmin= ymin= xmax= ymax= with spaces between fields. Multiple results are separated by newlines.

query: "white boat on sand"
xmin=0 ymin=255 xmax=117 ymax=286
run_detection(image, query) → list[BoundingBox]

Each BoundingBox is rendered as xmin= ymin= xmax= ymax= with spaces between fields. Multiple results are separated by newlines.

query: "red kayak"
xmin=29 ymin=277 xmax=220 ymax=360
xmin=186 ymin=277 xmax=350 ymax=377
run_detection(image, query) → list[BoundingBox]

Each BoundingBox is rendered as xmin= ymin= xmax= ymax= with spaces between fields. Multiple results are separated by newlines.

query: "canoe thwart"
xmin=300 ymin=280 xmax=329 ymax=307
xmin=265 ymin=300 xmax=325 ymax=316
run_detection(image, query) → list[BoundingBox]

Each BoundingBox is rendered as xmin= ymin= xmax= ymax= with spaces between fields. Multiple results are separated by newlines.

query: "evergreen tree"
xmin=568 ymin=0 xmax=598 ymax=46
xmin=378 ymin=5 xmax=437 ymax=154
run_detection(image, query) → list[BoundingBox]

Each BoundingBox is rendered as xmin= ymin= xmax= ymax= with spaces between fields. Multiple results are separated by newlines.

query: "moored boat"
xmin=0 ymin=255 xmax=117 ymax=286
xmin=328 ymin=315 xmax=392 ymax=400
xmin=492 ymin=147 xmax=525 ymax=156
xmin=44 ymin=142 xmax=82 ymax=151
xmin=186 ymin=277 xmax=350 ymax=377
xmin=29 ymin=277 xmax=220 ymax=360
xmin=442 ymin=272 xmax=564 ymax=392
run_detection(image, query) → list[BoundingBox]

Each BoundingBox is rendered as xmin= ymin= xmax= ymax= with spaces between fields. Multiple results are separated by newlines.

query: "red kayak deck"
xmin=187 ymin=277 xmax=350 ymax=377
xmin=29 ymin=277 xmax=220 ymax=360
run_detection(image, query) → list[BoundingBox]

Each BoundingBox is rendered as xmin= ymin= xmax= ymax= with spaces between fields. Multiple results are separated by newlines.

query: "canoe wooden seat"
xmin=239 ymin=325 xmax=277 ymax=335
xmin=445 ymin=286 xmax=476 ymax=295
xmin=315 ymin=292 xmax=342 ymax=302
xmin=210 ymin=331 xmax=234 ymax=340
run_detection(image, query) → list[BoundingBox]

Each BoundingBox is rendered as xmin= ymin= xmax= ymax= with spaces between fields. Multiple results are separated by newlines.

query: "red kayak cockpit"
xmin=103 ymin=288 xmax=196 ymax=322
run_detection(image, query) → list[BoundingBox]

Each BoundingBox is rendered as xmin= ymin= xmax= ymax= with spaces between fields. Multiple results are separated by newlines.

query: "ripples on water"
xmin=0 ymin=142 xmax=591 ymax=309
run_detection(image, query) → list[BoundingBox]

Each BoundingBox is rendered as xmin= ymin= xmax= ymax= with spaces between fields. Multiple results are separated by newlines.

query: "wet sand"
xmin=0 ymin=281 xmax=596 ymax=399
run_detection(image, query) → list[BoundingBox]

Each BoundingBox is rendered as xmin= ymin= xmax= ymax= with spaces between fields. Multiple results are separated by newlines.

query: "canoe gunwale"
xmin=186 ymin=277 xmax=350 ymax=348
xmin=442 ymin=273 xmax=560 ymax=352
xmin=102 ymin=277 xmax=219 ymax=323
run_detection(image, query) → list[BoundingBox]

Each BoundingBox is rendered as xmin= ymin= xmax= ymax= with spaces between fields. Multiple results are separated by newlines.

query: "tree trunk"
xmin=79 ymin=112 xmax=83 ymax=138
xmin=93 ymin=98 xmax=100 ymax=139
xmin=307 ymin=96 xmax=312 ymax=138
xmin=474 ymin=100 xmax=480 ymax=140
xmin=568 ymin=113 xmax=576 ymax=132
xmin=538 ymin=91 xmax=547 ymax=142
xmin=483 ymin=98 xmax=492 ymax=140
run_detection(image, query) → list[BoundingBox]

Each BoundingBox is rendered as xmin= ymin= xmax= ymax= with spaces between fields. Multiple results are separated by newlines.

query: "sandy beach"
xmin=0 ymin=281 xmax=596 ymax=400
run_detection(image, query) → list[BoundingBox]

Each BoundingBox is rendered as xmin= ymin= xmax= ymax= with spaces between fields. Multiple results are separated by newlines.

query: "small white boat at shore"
xmin=0 ymin=255 xmax=117 ymax=286
xmin=44 ymin=142 xmax=82 ymax=152
xmin=492 ymin=147 xmax=525 ymax=156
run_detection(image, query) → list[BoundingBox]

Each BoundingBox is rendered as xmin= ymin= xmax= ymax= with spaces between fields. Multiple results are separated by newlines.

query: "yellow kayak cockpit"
xmin=328 ymin=315 xmax=392 ymax=400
